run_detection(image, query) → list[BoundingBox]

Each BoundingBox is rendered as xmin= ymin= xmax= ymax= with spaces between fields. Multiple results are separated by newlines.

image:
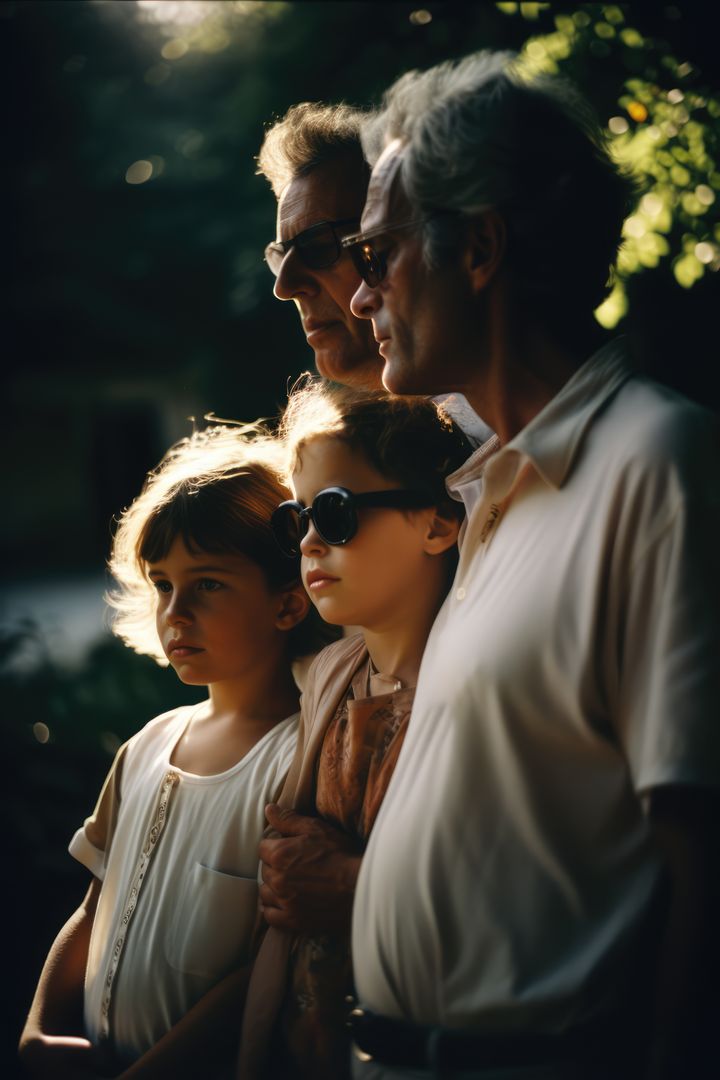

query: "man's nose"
xmin=350 ymin=278 xmax=380 ymax=320
xmin=273 ymin=251 xmax=319 ymax=301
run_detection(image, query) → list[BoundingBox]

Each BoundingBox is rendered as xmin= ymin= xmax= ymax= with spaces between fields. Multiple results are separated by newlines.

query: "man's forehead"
xmin=361 ymin=139 xmax=408 ymax=231
xmin=276 ymin=159 xmax=367 ymax=239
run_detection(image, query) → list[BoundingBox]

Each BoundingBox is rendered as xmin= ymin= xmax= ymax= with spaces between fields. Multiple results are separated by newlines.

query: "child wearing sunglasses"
xmin=238 ymin=381 xmax=470 ymax=1080
xmin=19 ymin=425 xmax=334 ymax=1079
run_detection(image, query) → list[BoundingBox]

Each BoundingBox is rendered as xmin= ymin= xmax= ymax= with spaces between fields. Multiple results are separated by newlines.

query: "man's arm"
xmin=645 ymin=784 xmax=720 ymax=1080
xmin=258 ymin=804 xmax=362 ymax=934
xmin=18 ymin=877 xmax=103 ymax=1078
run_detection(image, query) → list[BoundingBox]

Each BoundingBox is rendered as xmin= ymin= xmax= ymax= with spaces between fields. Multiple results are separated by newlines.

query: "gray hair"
xmin=257 ymin=101 xmax=370 ymax=197
xmin=362 ymin=51 xmax=637 ymax=325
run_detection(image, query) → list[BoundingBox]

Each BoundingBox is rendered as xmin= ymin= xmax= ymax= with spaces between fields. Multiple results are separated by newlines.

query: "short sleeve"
xmin=68 ymin=742 xmax=129 ymax=880
xmin=618 ymin=485 xmax=720 ymax=794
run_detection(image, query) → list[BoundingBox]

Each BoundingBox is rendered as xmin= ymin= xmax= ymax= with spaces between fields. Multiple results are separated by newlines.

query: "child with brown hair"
xmin=19 ymin=424 xmax=331 ymax=1079
xmin=238 ymin=381 xmax=471 ymax=1080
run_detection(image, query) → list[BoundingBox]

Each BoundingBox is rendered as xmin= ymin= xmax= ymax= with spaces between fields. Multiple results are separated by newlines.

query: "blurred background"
xmin=3 ymin=1 xmax=718 ymax=1072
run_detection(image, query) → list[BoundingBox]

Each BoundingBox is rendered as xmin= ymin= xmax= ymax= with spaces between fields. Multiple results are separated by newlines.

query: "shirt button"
xmin=456 ymin=586 xmax=466 ymax=601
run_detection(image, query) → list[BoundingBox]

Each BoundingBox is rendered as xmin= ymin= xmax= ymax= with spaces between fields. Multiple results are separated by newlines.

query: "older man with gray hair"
xmin=343 ymin=50 xmax=720 ymax=1080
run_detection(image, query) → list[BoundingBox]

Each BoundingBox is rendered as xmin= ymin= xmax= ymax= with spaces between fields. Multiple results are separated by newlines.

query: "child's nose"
xmin=299 ymin=519 xmax=328 ymax=556
xmin=165 ymin=594 xmax=193 ymax=625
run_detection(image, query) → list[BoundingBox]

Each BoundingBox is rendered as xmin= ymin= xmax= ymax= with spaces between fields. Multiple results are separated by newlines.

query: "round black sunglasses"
xmin=271 ymin=486 xmax=436 ymax=558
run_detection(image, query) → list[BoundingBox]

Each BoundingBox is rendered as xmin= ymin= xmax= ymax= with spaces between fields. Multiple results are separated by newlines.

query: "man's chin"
xmin=379 ymin=359 xmax=420 ymax=397
xmin=314 ymin=348 xmax=385 ymax=391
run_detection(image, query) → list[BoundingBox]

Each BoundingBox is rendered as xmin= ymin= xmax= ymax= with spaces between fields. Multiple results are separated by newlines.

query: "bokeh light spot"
xmin=628 ymin=101 xmax=648 ymax=123
xmin=33 ymin=722 xmax=50 ymax=744
xmin=670 ymin=163 xmax=691 ymax=186
xmin=199 ymin=26 xmax=231 ymax=52
xmin=526 ymin=41 xmax=547 ymax=61
xmin=609 ymin=116 xmax=629 ymax=135
xmin=125 ymin=160 xmax=154 ymax=185
xmin=641 ymin=193 xmax=664 ymax=217
xmin=594 ymin=21 xmax=615 ymax=40
xmin=696 ymin=184 xmax=716 ymax=206
xmin=594 ymin=282 xmax=628 ymax=329
xmin=409 ymin=9 xmax=432 ymax=25
xmin=161 ymin=38 xmax=189 ymax=60
xmin=620 ymin=27 xmax=644 ymax=48
xmin=137 ymin=0 xmax=211 ymax=26
xmin=624 ymin=215 xmax=646 ymax=239
xmin=695 ymin=242 xmax=715 ymax=264
xmin=673 ymin=252 xmax=704 ymax=287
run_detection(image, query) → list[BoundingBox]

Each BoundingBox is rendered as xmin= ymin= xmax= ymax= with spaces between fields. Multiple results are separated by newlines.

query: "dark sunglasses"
xmin=265 ymin=218 xmax=359 ymax=275
xmin=271 ymin=485 xmax=436 ymax=558
xmin=341 ymin=218 xmax=424 ymax=287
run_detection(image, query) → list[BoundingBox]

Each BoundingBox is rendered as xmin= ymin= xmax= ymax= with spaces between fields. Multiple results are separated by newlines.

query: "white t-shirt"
xmin=70 ymin=705 xmax=298 ymax=1065
xmin=352 ymin=339 xmax=720 ymax=1033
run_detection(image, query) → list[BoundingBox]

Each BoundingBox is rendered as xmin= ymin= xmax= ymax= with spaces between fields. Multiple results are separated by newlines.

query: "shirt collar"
xmin=447 ymin=337 xmax=633 ymax=498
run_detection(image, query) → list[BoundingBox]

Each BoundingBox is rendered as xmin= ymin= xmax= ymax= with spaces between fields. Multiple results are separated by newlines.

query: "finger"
xmin=259 ymin=836 xmax=305 ymax=871
xmin=261 ymin=903 xmax=298 ymax=931
xmin=265 ymin=804 xmax=320 ymax=837
xmin=259 ymin=881 xmax=282 ymax=909
xmin=258 ymin=836 xmax=279 ymax=864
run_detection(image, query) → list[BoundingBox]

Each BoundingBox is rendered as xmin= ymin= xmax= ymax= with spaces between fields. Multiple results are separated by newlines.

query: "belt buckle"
xmin=348 ymin=1004 xmax=374 ymax=1063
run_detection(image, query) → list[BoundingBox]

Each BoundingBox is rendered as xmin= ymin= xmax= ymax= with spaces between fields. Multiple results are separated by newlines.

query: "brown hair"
xmin=257 ymin=101 xmax=370 ymax=196
xmin=279 ymin=378 xmax=471 ymax=520
xmin=108 ymin=424 xmax=335 ymax=664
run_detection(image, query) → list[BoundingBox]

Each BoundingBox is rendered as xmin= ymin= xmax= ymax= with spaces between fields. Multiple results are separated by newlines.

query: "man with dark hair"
xmin=342 ymin=50 xmax=720 ymax=1080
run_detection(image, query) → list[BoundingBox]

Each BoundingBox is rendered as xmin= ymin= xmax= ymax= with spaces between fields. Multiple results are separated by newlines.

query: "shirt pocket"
xmin=165 ymin=861 xmax=258 ymax=978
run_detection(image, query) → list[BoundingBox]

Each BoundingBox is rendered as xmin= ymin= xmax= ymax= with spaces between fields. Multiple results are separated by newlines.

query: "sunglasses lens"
xmin=271 ymin=505 xmax=303 ymax=558
xmin=313 ymin=490 xmax=357 ymax=545
xmin=350 ymin=243 xmax=382 ymax=287
xmin=297 ymin=226 xmax=341 ymax=270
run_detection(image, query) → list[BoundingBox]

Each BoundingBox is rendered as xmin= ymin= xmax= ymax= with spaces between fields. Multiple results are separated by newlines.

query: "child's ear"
xmin=422 ymin=508 xmax=462 ymax=556
xmin=275 ymin=583 xmax=311 ymax=631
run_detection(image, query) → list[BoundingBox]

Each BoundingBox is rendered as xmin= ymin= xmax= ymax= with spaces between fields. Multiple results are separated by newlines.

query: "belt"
xmin=348 ymin=1007 xmax=627 ymax=1072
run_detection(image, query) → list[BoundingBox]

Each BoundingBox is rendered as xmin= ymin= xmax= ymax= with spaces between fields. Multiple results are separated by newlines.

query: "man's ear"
xmin=464 ymin=209 xmax=506 ymax=292
xmin=422 ymin=508 xmax=462 ymax=556
xmin=275 ymin=583 xmax=311 ymax=631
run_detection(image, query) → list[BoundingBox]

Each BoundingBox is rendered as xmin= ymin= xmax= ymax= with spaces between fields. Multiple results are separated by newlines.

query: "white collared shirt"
xmin=352 ymin=339 xmax=720 ymax=1032
xmin=434 ymin=392 xmax=494 ymax=448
